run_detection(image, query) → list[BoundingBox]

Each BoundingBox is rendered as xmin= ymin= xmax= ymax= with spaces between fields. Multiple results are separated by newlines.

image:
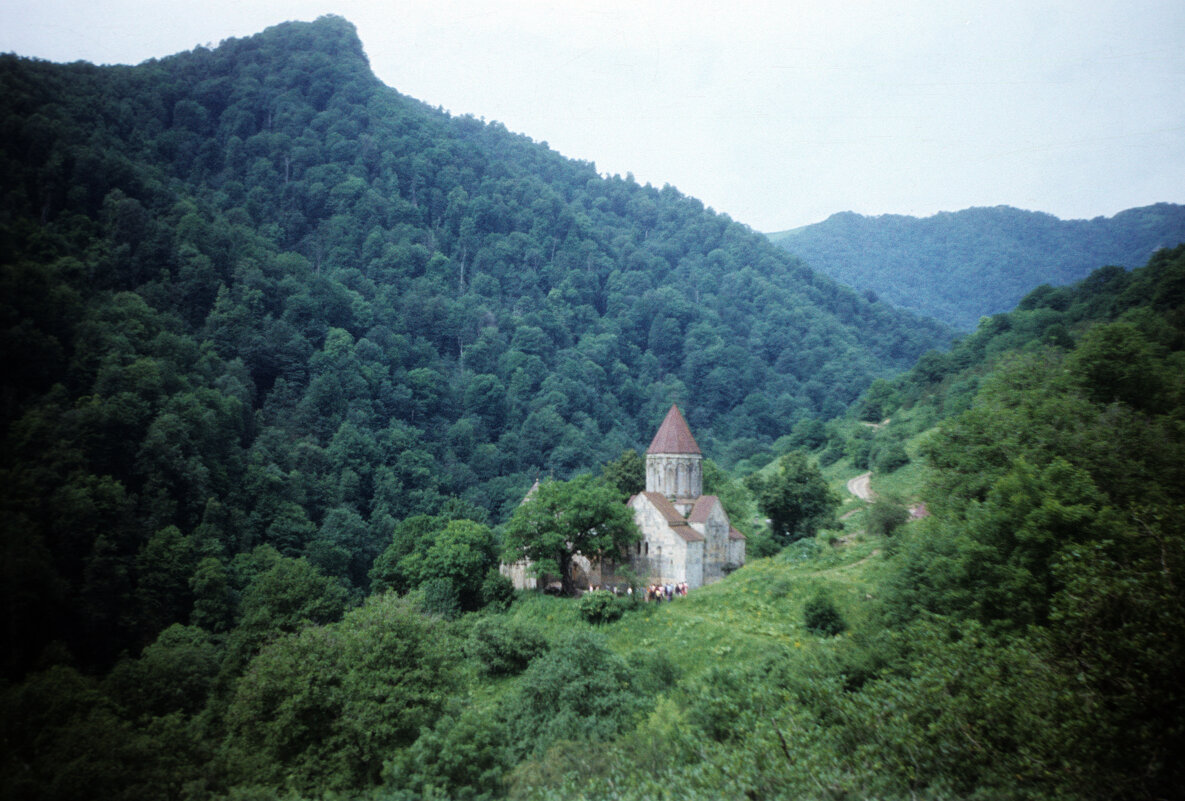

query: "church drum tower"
xmin=645 ymin=403 xmax=703 ymax=515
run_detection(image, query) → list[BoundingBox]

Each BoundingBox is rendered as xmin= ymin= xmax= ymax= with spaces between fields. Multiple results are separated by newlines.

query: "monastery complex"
xmin=503 ymin=404 xmax=745 ymax=591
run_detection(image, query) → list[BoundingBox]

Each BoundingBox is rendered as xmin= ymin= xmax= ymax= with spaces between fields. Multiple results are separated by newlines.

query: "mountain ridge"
xmin=767 ymin=202 xmax=1185 ymax=329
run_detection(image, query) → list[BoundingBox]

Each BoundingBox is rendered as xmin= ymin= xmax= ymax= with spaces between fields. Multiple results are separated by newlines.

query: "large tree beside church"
xmin=501 ymin=476 xmax=640 ymax=596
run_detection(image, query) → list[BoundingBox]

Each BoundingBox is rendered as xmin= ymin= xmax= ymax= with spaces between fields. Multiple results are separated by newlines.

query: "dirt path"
xmin=846 ymin=471 xmax=876 ymax=503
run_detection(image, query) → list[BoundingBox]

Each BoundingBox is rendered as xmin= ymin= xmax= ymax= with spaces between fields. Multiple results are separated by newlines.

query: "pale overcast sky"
xmin=2 ymin=0 xmax=1183 ymax=231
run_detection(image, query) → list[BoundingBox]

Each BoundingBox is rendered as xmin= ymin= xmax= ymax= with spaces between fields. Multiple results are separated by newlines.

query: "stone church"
xmin=502 ymin=404 xmax=745 ymax=591
xmin=626 ymin=404 xmax=746 ymax=589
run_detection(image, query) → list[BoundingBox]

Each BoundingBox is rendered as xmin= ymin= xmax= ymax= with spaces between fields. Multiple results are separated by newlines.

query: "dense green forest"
xmin=3 ymin=239 xmax=1182 ymax=801
xmin=0 ymin=16 xmax=951 ymax=677
xmin=767 ymin=204 xmax=1185 ymax=329
xmin=2 ymin=14 xmax=1183 ymax=801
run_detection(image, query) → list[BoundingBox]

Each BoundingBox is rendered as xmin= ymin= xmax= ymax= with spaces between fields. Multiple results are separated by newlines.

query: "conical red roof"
xmin=646 ymin=404 xmax=701 ymax=455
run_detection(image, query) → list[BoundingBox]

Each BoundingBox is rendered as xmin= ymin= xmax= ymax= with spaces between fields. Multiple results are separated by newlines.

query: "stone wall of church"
xmin=728 ymin=537 xmax=746 ymax=569
xmin=628 ymin=496 xmax=703 ymax=587
xmin=499 ymin=559 xmax=538 ymax=591
xmin=688 ymin=502 xmax=732 ymax=583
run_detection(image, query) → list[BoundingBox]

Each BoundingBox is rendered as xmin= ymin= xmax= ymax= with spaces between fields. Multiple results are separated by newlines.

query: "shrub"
xmin=503 ymin=632 xmax=640 ymax=758
xmin=845 ymin=438 xmax=873 ymax=469
xmin=818 ymin=444 xmax=844 ymax=467
xmin=480 ymin=567 xmax=515 ymax=612
xmin=384 ymin=705 xmax=511 ymax=801
xmin=627 ymin=649 xmax=680 ymax=694
xmin=867 ymin=500 xmax=910 ymax=537
xmin=577 ymin=590 xmax=625 ymax=625
xmin=746 ymin=530 xmax=781 ymax=558
xmin=420 ymin=578 xmax=461 ymax=620
xmin=222 ymin=595 xmax=458 ymax=791
xmin=790 ymin=418 xmax=828 ymax=451
xmin=682 ymin=658 xmax=795 ymax=743
xmin=803 ymin=593 xmax=847 ymax=636
xmin=779 ymin=538 xmax=823 ymax=564
xmin=873 ymin=441 xmax=910 ymax=473
xmin=467 ymin=616 xmax=548 ymax=676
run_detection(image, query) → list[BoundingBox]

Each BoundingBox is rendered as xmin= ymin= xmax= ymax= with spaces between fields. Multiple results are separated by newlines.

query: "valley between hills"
xmin=1 ymin=16 xmax=1183 ymax=801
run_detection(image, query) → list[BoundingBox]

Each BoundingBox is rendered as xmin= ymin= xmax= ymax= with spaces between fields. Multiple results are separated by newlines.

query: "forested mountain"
xmin=0 ymin=15 xmax=950 ymax=677
xmin=767 ymin=203 xmax=1185 ymax=329
xmin=1 ymin=14 xmax=1182 ymax=798
xmin=857 ymin=243 xmax=1185 ymax=429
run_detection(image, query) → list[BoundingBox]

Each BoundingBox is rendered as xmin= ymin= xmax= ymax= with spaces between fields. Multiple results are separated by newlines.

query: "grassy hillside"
xmin=509 ymin=534 xmax=884 ymax=678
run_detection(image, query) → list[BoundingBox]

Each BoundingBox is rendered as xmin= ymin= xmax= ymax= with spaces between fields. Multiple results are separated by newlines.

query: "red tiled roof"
xmin=646 ymin=404 xmax=701 ymax=455
xmin=728 ymin=526 xmax=747 ymax=541
xmin=639 ymin=491 xmax=705 ymax=542
xmin=687 ymin=495 xmax=719 ymax=523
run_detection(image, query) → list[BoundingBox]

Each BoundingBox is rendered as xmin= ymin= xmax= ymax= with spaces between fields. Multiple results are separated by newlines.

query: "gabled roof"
xmin=646 ymin=404 xmax=701 ymax=455
xmin=687 ymin=495 xmax=720 ymax=524
xmin=728 ymin=526 xmax=747 ymax=541
xmin=640 ymin=492 xmax=690 ymax=525
xmin=635 ymin=491 xmax=705 ymax=542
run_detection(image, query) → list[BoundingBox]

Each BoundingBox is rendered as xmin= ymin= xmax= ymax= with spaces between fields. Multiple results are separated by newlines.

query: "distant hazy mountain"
xmin=767 ymin=204 xmax=1185 ymax=329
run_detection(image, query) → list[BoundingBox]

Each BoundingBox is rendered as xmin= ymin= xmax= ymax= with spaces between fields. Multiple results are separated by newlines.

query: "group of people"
xmin=644 ymin=582 xmax=688 ymax=602
xmin=585 ymin=582 xmax=690 ymax=601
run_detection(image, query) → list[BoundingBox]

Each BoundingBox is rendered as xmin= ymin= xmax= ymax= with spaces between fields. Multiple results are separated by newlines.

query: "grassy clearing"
xmin=814 ymin=448 xmax=870 ymax=537
xmin=869 ymin=458 xmax=925 ymax=502
xmin=610 ymin=540 xmax=886 ymax=680
xmin=819 ymin=414 xmax=938 ymax=510
xmin=498 ymin=534 xmax=887 ymax=685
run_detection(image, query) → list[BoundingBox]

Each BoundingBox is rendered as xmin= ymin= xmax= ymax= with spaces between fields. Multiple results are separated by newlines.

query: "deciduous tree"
xmin=746 ymin=451 xmax=837 ymax=546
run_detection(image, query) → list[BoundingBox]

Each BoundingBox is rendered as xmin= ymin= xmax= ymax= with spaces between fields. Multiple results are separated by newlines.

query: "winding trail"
xmin=846 ymin=471 xmax=876 ymax=503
